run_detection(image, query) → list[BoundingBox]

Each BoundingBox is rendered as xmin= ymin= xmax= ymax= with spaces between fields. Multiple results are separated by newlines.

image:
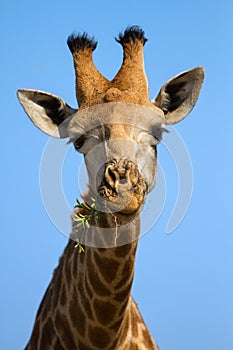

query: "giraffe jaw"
xmin=98 ymin=187 xmax=145 ymax=215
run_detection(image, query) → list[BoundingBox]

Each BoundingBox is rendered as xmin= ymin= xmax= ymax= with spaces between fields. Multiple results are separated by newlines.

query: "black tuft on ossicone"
xmin=67 ymin=32 xmax=97 ymax=53
xmin=116 ymin=26 xmax=148 ymax=46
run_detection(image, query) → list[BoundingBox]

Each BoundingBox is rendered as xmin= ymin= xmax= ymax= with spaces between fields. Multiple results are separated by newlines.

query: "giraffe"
xmin=17 ymin=26 xmax=204 ymax=350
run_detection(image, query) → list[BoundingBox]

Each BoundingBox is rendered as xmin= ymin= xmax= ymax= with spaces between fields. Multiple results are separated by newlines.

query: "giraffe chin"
xmin=98 ymin=181 xmax=146 ymax=215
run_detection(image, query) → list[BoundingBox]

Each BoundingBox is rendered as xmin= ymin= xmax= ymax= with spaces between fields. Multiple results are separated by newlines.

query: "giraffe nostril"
xmin=108 ymin=168 xmax=116 ymax=182
xmin=105 ymin=166 xmax=117 ymax=189
xmin=104 ymin=160 xmax=140 ymax=188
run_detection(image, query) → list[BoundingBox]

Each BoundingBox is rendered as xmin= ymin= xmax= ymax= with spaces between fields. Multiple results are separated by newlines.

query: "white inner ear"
xmin=175 ymin=80 xmax=193 ymax=99
xmin=17 ymin=89 xmax=70 ymax=138
xmin=152 ymin=67 xmax=205 ymax=125
xmin=32 ymin=106 xmax=61 ymax=137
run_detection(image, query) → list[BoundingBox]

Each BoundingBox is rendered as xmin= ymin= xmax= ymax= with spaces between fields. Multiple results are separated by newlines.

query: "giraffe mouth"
xmin=98 ymin=159 xmax=147 ymax=214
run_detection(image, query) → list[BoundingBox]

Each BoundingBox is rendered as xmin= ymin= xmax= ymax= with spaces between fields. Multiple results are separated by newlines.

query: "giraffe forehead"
xmin=68 ymin=102 xmax=165 ymax=140
xmin=104 ymin=123 xmax=135 ymax=139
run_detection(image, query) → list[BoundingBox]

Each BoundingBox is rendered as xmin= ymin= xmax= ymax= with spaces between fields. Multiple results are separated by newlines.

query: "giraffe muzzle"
xmin=98 ymin=159 xmax=147 ymax=214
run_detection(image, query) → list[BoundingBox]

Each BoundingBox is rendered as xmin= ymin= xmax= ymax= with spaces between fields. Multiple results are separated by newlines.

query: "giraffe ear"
xmin=152 ymin=67 xmax=205 ymax=125
xmin=17 ymin=89 xmax=77 ymax=138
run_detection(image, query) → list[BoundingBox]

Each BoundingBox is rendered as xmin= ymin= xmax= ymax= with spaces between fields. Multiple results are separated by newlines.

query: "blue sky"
xmin=1 ymin=0 xmax=233 ymax=349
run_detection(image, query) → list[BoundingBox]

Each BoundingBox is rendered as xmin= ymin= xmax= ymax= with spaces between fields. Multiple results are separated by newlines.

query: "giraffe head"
xmin=17 ymin=26 xmax=204 ymax=216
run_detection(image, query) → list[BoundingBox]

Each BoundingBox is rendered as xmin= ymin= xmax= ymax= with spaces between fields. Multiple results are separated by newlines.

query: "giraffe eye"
xmin=151 ymin=127 xmax=168 ymax=145
xmin=74 ymin=135 xmax=86 ymax=150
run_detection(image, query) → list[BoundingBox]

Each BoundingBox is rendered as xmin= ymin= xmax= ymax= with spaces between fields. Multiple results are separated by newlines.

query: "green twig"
xmin=74 ymin=239 xmax=85 ymax=253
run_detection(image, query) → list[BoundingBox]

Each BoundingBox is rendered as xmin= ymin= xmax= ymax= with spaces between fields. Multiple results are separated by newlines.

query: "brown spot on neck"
xmin=88 ymin=325 xmax=111 ymax=348
xmin=93 ymin=251 xmax=119 ymax=283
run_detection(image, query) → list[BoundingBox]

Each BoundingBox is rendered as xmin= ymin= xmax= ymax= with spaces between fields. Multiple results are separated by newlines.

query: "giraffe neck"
xmin=26 ymin=204 xmax=143 ymax=349
xmin=68 ymin=241 xmax=139 ymax=349
xmin=65 ymin=207 xmax=141 ymax=349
